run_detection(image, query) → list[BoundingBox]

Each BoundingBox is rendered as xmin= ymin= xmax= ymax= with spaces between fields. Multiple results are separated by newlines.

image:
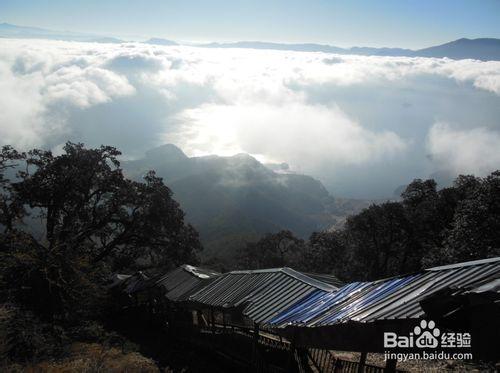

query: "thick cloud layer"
xmin=427 ymin=123 xmax=500 ymax=176
xmin=1 ymin=38 xmax=500 ymax=197
xmin=175 ymin=102 xmax=407 ymax=166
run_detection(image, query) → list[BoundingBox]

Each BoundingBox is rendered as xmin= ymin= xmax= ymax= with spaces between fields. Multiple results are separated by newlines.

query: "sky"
xmin=1 ymin=0 xmax=500 ymax=48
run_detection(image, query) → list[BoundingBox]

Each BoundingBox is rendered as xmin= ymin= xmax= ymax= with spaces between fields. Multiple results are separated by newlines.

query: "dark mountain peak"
xmin=191 ymin=152 xmax=272 ymax=181
xmin=145 ymin=144 xmax=188 ymax=162
xmin=0 ymin=22 xmax=53 ymax=34
xmin=349 ymin=46 xmax=414 ymax=56
xmin=452 ymin=37 xmax=499 ymax=44
xmin=202 ymin=40 xmax=345 ymax=53
xmin=416 ymin=38 xmax=500 ymax=61
xmin=229 ymin=153 xmax=260 ymax=163
xmin=145 ymin=38 xmax=178 ymax=46
xmin=224 ymin=154 xmax=273 ymax=175
xmin=0 ymin=22 xmax=26 ymax=28
xmin=193 ymin=152 xmax=264 ymax=169
xmin=438 ymin=38 xmax=495 ymax=46
xmin=89 ymin=37 xmax=124 ymax=44
xmin=122 ymin=145 xmax=370 ymax=261
xmin=200 ymin=37 xmax=500 ymax=61
xmin=265 ymin=162 xmax=291 ymax=173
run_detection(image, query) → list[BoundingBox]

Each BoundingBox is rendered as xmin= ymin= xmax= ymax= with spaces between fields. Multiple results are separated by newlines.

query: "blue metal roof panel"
xmin=315 ymin=275 xmax=418 ymax=326
xmin=268 ymin=282 xmax=370 ymax=327
xmin=267 ymin=258 xmax=500 ymax=328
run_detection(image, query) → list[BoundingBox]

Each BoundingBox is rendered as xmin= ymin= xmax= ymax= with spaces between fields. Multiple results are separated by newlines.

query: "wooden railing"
xmin=125 ymin=305 xmax=401 ymax=373
xmin=194 ymin=322 xmax=396 ymax=373
xmin=187 ymin=322 xmax=293 ymax=372
xmin=306 ymin=348 xmax=405 ymax=373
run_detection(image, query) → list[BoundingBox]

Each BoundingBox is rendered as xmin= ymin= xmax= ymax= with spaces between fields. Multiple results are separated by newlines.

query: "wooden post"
xmin=332 ymin=357 xmax=338 ymax=373
xmin=252 ymin=322 xmax=260 ymax=365
xmin=287 ymin=330 xmax=296 ymax=372
xmin=358 ymin=351 xmax=367 ymax=373
xmin=210 ymin=308 xmax=215 ymax=334
xmin=196 ymin=310 xmax=202 ymax=329
xmin=385 ymin=358 xmax=397 ymax=373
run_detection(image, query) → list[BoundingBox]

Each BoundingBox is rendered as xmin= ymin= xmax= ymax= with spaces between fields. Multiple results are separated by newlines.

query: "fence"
xmin=185 ymin=318 xmax=394 ymax=372
xmin=124 ymin=302 xmax=400 ymax=372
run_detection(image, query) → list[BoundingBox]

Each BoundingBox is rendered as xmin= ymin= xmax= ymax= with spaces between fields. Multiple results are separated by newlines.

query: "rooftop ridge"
xmin=180 ymin=264 xmax=220 ymax=279
xmin=228 ymin=267 xmax=337 ymax=292
xmin=426 ymin=256 xmax=500 ymax=271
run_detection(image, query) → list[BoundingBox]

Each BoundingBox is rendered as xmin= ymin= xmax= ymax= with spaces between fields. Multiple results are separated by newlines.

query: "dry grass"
xmin=3 ymin=342 xmax=162 ymax=373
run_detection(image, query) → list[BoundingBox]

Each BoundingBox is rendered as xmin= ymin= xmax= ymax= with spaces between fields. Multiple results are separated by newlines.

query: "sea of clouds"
xmin=1 ymin=38 xmax=500 ymax=197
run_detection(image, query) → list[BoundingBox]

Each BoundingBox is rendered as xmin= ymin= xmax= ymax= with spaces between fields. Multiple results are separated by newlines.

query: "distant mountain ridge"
xmin=0 ymin=22 xmax=126 ymax=43
xmin=416 ymin=38 xmax=500 ymax=61
xmin=122 ymin=144 xmax=370 ymax=262
xmin=199 ymin=38 xmax=500 ymax=61
xmin=201 ymin=41 xmax=415 ymax=57
xmin=1 ymin=22 xmax=500 ymax=61
xmin=144 ymin=38 xmax=178 ymax=46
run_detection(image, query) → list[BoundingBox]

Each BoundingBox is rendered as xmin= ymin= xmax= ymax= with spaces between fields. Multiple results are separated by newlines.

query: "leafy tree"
xmin=401 ymin=179 xmax=443 ymax=262
xmin=442 ymin=171 xmax=500 ymax=263
xmin=10 ymin=143 xmax=201 ymax=269
xmin=420 ymin=175 xmax=481 ymax=266
xmin=0 ymin=146 xmax=25 ymax=231
xmin=298 ymin=230 xmax=348 ymax=278
xmin=0 ymin=142 xmax=202 ymax=322
xmin=237 ymin=230 xmax=305 ymax=269
xmin=343 ymin=202 xmax=410 ymax=280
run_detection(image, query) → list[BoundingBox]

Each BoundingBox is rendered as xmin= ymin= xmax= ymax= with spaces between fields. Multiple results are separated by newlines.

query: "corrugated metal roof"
xmin=426 ymin=256 xmax=500 ymax=270
xmin=267 ymin=257 xmax=500 ymax=328
xmin=304 ymin=272 xmax=344 ymax=288
xmin=188 ymin=267 xmax=338 ymax=324
xmin=115 ymin=271 xmax=150 ymax=294
xmin=109 ymin=273 xmax=133 ymax=289
xmin=466 ymin=278 xmax=500 ymax=294
xmin=155 ymin=264 xmax=220 ymax=302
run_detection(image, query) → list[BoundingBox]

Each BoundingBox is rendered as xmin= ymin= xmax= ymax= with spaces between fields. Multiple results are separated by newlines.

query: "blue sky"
xmin=1 ymin=0 xmax=499 ymax=48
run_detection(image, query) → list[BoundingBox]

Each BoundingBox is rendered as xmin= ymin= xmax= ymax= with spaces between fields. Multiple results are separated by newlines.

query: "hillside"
xmin=123 ymin=145 xmax=369 ymax=261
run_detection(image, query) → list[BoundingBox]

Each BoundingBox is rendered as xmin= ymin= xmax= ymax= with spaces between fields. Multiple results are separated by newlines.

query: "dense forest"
xmin=237 ymin=173 xmax=500 ymax=281
xmin=1 ymin=143 xmax=499 ymax=368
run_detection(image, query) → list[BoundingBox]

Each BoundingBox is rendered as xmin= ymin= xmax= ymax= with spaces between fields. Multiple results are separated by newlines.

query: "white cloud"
xmin=427 ymin=122 xmax=500 ymax=176
xmin=172 ymin=102 xmax=407 ymax=169
xmin=43 ymin=65 xmax=135 ymax=108
xmin=473 ymin=74 xmax=500 ymax=95
xmin=0 ymin=60 xmax=47 ymax=148
xmin=1 ymin=38 xmax=500 ymax=196
xmin=0 ymin=39 xmax=136 ymax=148
xmin=285 ymin=55 xmax=500 ymax=94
